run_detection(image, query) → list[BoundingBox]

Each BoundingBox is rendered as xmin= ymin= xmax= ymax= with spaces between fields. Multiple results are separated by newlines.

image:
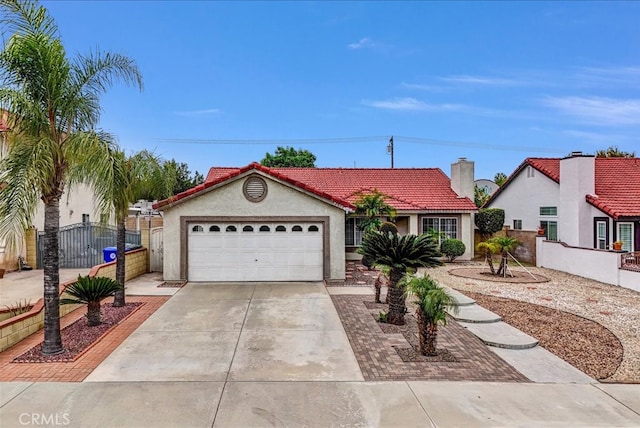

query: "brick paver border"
xmin=0 ymin=296 xmax=169 ymax=382
xmin=331 ymin=295 xmax=529 ymax=382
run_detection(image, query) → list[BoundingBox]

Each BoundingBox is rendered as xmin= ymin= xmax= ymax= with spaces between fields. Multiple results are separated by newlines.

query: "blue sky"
xmin=43 ymin=1 xmax=640 ymax=181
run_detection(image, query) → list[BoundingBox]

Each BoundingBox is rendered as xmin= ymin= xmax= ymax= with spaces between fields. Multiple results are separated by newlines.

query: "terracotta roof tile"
xmin=486 ymin=156 xmax=640 ymax=219
xmin=155 ymin=163 xmax=477 ymax=212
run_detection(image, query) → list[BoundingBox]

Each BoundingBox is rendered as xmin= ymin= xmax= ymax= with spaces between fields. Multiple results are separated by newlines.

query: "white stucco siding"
xmin=33 ymin=183 xmax=110 ymax=229
xmin=161 ymin=174 xmax=347 ymax=281
xmin=488 ymin=169 xmax=559 ymax=231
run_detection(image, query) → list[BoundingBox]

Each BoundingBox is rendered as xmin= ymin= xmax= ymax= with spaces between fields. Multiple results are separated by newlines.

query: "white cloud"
xmin=439 ymin=75 xmax=523 ymax=86
xmin=400 ymin=82 xmax=444 ymax=92
xmin=174 ymin=108 xmax=221 ymax=117
xmin=542 ymin=96 xmax=640 ymax=126
xmin=347 ymin=37 xmax=374 ymax=49
xmin=573 ymin=66 xmax=640 ymax=88
xmin=562 ymin=129 xmax=623 ymax=142
xmin=363 ymin=97 xmax=463 ymax=111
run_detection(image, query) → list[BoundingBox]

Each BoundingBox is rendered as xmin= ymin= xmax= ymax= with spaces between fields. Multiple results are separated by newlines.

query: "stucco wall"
xmin=559 ymin=156 xmax=595 ymax=247
xmin=33 ymin=183 xmax=112 ymax=229
xmin=488 ymin=167 xmax=559 ymax=231
xmin=536 ymin=239 xmax=639 ymax=291
xmin=161 ymin=172 xmax=347 ymax=281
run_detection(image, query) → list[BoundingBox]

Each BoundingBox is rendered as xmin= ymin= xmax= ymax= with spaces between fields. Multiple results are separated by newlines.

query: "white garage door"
xmin=188 ymin=222 xmax=324 ymax=282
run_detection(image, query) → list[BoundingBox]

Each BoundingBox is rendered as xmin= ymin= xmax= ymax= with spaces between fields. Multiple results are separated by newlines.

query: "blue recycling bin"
xmin=103 ymin=247 xmax=117 ymax=263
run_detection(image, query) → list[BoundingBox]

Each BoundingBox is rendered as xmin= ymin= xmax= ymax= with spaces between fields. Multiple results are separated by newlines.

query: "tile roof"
xmin=155 ymin=163 xmax=478 ymax=212
xmin=587 ymin=158 xmax=640 ymax=219
xmin=486 ymin=156 xmax=640 ymax=219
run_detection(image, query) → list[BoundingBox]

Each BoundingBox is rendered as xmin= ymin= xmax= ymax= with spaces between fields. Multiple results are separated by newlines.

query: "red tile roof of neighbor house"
xmin=154 ymin=162 xmax=478 ymax=212
xmin=487 ymin=157 xmax=640 ymax=219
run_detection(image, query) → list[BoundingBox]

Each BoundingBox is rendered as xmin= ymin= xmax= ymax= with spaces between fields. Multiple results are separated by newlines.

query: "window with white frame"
xmin=345 ymin=217 xmax=366 ymax=246
xmin=513 ymin=219 xmax=522 ymax=230
xmin=539 ymin=206 xmax=557 ymax=216
xmin=617 ymin=222 xmax=633 ymax=252
xmin=422 ymin=217 xmax=458 ymax=244
xmin=540 ymin=220 xmax=557 ymax=241
xmin=596 ymin=221 xmax=607 ymax=250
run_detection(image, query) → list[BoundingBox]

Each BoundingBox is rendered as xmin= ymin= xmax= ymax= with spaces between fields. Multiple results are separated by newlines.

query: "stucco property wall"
xmin=161 ymin=173 xmax=347 ymax=281
xmin=488 ymin=167 xmax=559 ymax=231
xmin=536 ymin=239 xmax=639 ymax=291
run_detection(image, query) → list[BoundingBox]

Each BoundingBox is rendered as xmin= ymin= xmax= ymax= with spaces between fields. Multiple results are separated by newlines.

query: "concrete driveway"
xmin=84 ymin=282 xmax=362 ymax=382
xmin=2 ymin=281 xmax=640 ymax=427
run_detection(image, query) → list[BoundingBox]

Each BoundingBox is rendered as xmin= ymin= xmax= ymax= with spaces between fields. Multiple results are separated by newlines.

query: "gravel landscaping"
xmin=423 ymin=263 xmax=640 ymax=383
xmin=13 ymin=302 xmax=142 ymax=363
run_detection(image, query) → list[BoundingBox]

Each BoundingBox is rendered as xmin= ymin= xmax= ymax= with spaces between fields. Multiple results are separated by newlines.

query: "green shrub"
xmin=475 ymin=208 xmax=505 ymax=238
xmin=440 ymin=239 xmax=466 ymax=262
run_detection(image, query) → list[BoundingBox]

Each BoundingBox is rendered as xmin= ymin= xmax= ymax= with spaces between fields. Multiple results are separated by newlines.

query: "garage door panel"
xmin=188 ymin=222 xmax=323 ymax=282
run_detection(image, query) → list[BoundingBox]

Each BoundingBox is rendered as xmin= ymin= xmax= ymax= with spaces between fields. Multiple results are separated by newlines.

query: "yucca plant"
xmin=404 ymin=274 xmax=458 ymax=356
xmin=60 ymin=276 xmax=123 ymax=326
xmin=359 ymin=231 xmax=441 ymax=325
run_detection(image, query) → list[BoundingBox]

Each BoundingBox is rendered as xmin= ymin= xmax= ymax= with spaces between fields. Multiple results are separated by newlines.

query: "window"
xmin=192 ymin=225 xmax=204 ymax=232
xmin=308 ymin=225 xmax=319 ymax=232
xmin=617 ymin=223 xmax=634 ymax=252
xmin=526 ymin=166 xmax=535 ymax=178
xmin=292 ymin=225 xmax=303 ymax=232
xmin=513 ymin=220 xmax=522 ymax=230
xmin=82 ymin=213 xmax=90 ymax=224
xmin=242 ymin=225 xmax=254 ymax=232
xmin=275 ymin=225 xmax=286 ymax=232
xmin=345 ymin=217 xmax=365 ymax=246
xmin=539 ymin=206 xmax=557 ymax=216
xmin=596 ymin=221 xmax=607 ymax=250
xmin=225 ymin=225 xmax=237 ymax=232
xmin=422 ymin=217 xmax=458 ymax=244
xmin=540 ymin=220 xmax=557 ymax=241
xmin=259 ymin=225 xmax=270 ymax=232
xmin=209 ymin=225 xmax=220 ymax=232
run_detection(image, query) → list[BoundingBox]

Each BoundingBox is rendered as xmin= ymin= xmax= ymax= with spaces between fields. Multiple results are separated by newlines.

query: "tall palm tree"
xmin=404 ymin=274 xmax=458 ymax=356
xmin=94 ymin=149 xmax=174 ymax=306
xmin=0 ymin=0 xmax=142 ymax=354
xmin=359 ymin=231 xmax=441 ymax=325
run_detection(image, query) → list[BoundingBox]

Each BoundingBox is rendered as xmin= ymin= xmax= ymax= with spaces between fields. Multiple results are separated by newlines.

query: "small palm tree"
xmin=487 ymin=236 xmax=520 ymax=276
xmin=353 ymin=189 xmax=396 ymax=233
xmin=60 ymin=276 xmax=123 ymax=326
xmin=404 ymin=274 xmax=458 ymax=356
xmin=476 ymin=240 xmax=500 ymax=275
xmin=359 ymin=231 xmax=441 ymax=325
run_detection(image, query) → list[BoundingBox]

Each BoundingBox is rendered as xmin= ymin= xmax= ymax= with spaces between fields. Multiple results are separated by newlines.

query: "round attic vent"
xmin=243 ymin=176 xmax=267 ymax=202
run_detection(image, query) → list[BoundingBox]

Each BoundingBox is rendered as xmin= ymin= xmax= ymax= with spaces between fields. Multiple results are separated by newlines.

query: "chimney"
xmin=559 ymin=153 xmax=595 ymax=247
xmin=450 ymin=157 xmax=474 ymax=200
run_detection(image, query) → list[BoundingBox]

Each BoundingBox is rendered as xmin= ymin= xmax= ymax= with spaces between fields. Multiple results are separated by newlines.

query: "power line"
xmin=152 ymin=135 xmax=566 ymax=154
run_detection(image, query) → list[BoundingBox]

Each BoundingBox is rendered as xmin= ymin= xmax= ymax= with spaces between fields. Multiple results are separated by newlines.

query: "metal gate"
xmin=37 ymin=222 xmax=141 ymax=269
xmin=150 ymin=227 xmax=163 ymax=272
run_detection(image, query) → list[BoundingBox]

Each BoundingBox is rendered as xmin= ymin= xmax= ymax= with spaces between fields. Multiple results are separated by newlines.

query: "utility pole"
xmin=387 ymin=136 xmax=394 ymax=168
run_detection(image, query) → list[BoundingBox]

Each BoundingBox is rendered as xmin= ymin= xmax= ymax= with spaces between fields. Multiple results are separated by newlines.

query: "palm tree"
xmin=60 ymin=275 xmax=123 ymax=326
xmin=0 ymin=0 xmax=142 ymax=354
xmin=476 ymin=240 xmax=500 ymax=275
xmin=94 ymin=149 xmax=173 ymax=306
xmin=353 ymin=189 xmax=396 ymax=233
xmin=404 ymin=274 xmax=458 ymax=356
xmin=487 ymin=236 xmax=520 ymax=277
xmin=359 ymin=231 xmax=441 ymax=325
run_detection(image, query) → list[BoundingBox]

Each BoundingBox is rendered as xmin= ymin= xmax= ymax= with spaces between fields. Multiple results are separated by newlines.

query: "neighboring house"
xmin=485 ymin=152 xmax=640 ymax=252
xmin=153 ymin=158 xmax=478 ymax=283
xmin=474 ymin=179 xmax=498 ymax=196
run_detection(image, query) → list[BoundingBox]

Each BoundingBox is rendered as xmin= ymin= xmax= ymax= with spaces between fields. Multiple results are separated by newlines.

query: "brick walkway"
xmin=0 ymin=296 xmax=169 ymax=382
xmin=331 ymin=260 xmax=380 ymax=287
xmin=331 ymin=295 xmax=529 ymax=382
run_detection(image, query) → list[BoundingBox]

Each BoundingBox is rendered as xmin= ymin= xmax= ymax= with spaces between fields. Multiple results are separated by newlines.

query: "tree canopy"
xmin=494 ymin=172 xmax=507 ymax=186
xmin=595 ymin=145 xmax=636 ymax=158
xmin=162 ymin=159 xmax=204 ymax=196
xmin=261 ymin=146 xmax=316 ymax=167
